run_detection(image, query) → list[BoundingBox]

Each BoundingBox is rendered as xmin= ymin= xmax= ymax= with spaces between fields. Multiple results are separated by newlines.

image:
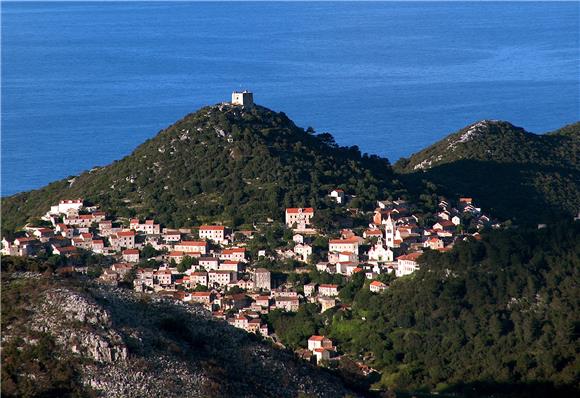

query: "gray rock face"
xmin=22 ymin=279 xmax=358 ymax=398
xmin=33 ymin=288 xmax=128 ymax=364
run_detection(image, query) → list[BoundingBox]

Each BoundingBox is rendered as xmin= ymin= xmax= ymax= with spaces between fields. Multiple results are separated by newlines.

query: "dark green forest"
xmin=268 ymin=222 xmax=580 ymax=397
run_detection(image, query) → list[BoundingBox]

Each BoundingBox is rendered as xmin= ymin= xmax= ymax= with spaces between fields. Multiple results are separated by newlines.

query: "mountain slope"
xmin=327 ymin=222 xmax=580 ymax=397
xmin=394 ymin=121 xmax=580 ymax=224
xmin=1 ymin=272 xmax=358 ymax=398
xmin=2 ymin=103 xmax=393 ymax=234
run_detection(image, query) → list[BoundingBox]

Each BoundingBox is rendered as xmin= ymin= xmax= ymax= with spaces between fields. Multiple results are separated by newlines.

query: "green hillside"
xmin=1 ymin=104 xmax=394 ymax=234
xmin=270 ymin=222 xmax=580 ymax=397
xmin=349 ymin=222 xmax=580 ymax=396
xmin=394 ymin=121 xmax=580 ymax=224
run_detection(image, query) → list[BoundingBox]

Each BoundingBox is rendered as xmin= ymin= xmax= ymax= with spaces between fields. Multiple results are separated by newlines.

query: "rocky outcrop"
xmin=32 ymin=287 xmax=128 ymax=364
xmin=8 ymin=275 xmax=358 ymax=398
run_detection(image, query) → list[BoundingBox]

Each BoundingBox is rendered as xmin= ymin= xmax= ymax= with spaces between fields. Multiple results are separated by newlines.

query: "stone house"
xmin=396 ymin=252 xmax=422 ymax=277
xmin=275 ymin=296 xmax=300 ymax=312
xmin=199 ymin=225 xmax=226 ymax=243
xmin=285 ymin=208 xmax=314 ymax=229
xmin=174 ymin=241 xmax=207 ymax=255
xmin=319 ymin=284 xmax=339 ymax=297
xmin=369 ymin=280 xmax=387 ymax=293
xmin=122 ymin=249 xmax=140 ymax=263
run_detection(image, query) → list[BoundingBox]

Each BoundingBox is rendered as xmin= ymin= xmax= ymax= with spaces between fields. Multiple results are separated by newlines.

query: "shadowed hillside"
xmin=394 ymin=121 xmax=580 ymax=224
xmin=1 ymin=273 xmax=360 ymax=398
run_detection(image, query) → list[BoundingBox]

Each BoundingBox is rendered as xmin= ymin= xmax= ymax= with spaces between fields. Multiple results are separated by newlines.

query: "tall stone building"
xmin=254 ymin=268 xmax=271 ymax=291
xmin=231 ymin=90 xmax=254 ymax=106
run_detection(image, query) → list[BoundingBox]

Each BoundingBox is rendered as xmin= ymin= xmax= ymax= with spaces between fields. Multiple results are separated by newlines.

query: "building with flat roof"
xmin=232 ymin=90 xmax=253 ymax=106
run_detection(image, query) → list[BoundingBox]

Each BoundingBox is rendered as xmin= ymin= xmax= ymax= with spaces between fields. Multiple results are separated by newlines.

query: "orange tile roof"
xmin=397 ymin=252 xmax=422 ymax=261
xmin=222 ymin=248 xmax=245 ymax=254
xmin=319 ymin=284 xmax=338 ymax=289
xmin=286 ymin=207 xmax=314 ymax=214
xmin=329 ymin=237 xmax=359 ymax=244
xmin=200 ymin=225 xmax=225 ymax=231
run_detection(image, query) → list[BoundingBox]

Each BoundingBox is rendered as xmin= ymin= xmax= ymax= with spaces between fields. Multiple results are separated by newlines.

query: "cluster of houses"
xmin=309 ymin=196 xmax=496 ymax=285
xmin=1 ymin=193 xmax=497 ymax=367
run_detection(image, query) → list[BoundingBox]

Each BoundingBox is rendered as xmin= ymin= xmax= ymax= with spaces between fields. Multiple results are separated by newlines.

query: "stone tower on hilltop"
xmin=231 ymin=90 xmax=254 ymax=106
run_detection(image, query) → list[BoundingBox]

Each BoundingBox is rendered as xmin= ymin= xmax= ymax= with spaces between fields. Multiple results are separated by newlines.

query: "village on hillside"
xmin=1 ymin=187 xmax=498 ymax=367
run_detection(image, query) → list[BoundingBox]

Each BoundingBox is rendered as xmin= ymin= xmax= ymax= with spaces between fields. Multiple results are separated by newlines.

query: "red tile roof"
xmin=222 ymin=248 xmax=245 ymax=254
xmin=191 ymin=292 xmax=211 ymax=297
xmin=200 ymin=225 xmax=225 ymax=231
xmin=397 ymin=252 xmax=422 ymax=262
xmin=285 ymin=208 xmax=314 ymax=214
xmin=329 ymin=237 xmax=359 ymax=244
xmin=179 ymin=241 xmax=206 ymax=246
xmin=319 ymin=284 xmax=338 ymax=289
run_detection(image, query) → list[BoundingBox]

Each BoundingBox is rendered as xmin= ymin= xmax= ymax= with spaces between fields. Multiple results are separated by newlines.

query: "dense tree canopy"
xmin=332 ymin=222 xmax=579 ymax=395
xmin=268 ymin=222 xmax=580 ymax=397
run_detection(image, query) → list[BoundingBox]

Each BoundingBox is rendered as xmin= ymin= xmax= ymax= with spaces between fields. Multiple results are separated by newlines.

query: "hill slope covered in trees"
xmin=1 ymin=103 xmax=394 ymax=234
xmin=394 ymin=121 xmax=580 ymax=224
xmin=266 ymin=222 xmax=580 ymax=397
xmin=2 ymin=106 xmax=578 ymax=234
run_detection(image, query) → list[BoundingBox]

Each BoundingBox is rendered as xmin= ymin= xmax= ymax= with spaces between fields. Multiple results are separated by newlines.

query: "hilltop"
xmin=1 ymin=103 xmax=393 ymax=235
xmin=2 ymin=103 xmax=578 ymax=234
xmin=1 ymin=272 xmax=358 ymax=398
xmin=394 ymin=121 xmax=580 ymax=224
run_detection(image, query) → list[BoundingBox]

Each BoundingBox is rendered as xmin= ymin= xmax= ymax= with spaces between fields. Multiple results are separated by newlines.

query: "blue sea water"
xmin=2 ymin=1 xmax=579 ymax=196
